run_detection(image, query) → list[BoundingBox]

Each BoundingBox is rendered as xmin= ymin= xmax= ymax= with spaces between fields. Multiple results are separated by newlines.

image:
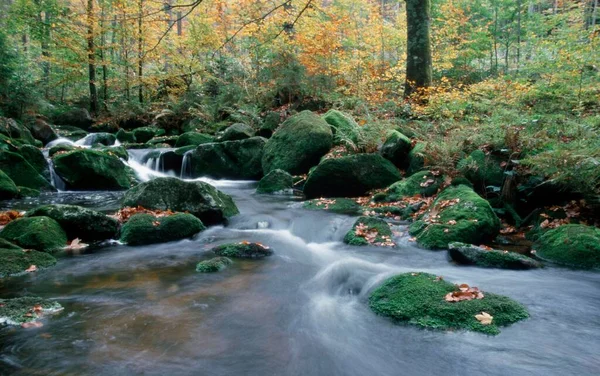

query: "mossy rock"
xmin=54 ymin=125 xmax=88 ymax=141
xmin=18 ymin=145 xmax=49 ymax=180
xmin=375 ymin=170 xmax=444 ymax=203
xmin=212 ymin=242 xmax=273 ymax=259
xmin=303 ymin=154 xmax=402 ymax=199
xmin=0 ymin=150 xmax=53 ymax=191
xmin=146 ymin=136 xmax=179 ymax=146
xmin=26 ymin=204 xmax=118 ymax=242
xmin=303 ymin=198 xmax=361 ymax=215
xmin=258 ymin=111 xmax=282 ymax=138
xmin=48 ymin=143 xmax=78 ymax=157
xmin=0 ymin=117 xmax=36 ymax=145
xmin=17 ymin=187 xmax=41 ymax=198
xmin=0 ymin=247 xmax=57 ymax=278
xmin=407 ymin=142 xmax=426 ymax=175
xmin=96 ymin=145 xmax=129 ymax=160
xmin=80 ymin=132 xmax=116 ymax=146
xmin=188 ymin=137 xmax=266 ymax=179
xmin=52 ymin=108 xmax=94 ymax=129
xmin=448 ymin=242 xmax=542 ymax=269
xmin=116 ymin=129 xmax=136 ymax=143
xmin=368 ymin=272 xmax=529 ymax=335
xmin=121 ymin=177 xmax=239 ymax=225
xmin=120 ymin=213 xmax=205 ymax=246
xmin=256 ymin=169 xmax=293 ymax=194
xmin=0 ymin=296 xmax=63 ymax=326
xmin=380 ymin=130 xmax=412 ymax=168
xmin=196 ymin=257 xmax=233 ymax=273
xmin=0 ymin=216 xmax=67 ymax=253
xmin=262 ymin=110 xmax=333 ymax=175
xmin=457 ymin=150 xmax=505 ymax=190
xmin=343 ymin=216 xmax=394 ymax=246
xmin=322 ymin=109 xmax=361 ymax=146
xmin=52 ymin=149 xmax=137 ymax=190
xmin=0 ymin=169 xmax=19 ymax=200
xmin=409 ymin=185 xmax=501 ymax=250
xmin=132 ymin=127 xmax=159 ymax=143
xmin=219 ymin=123 xmax=255 ymax=142
xmin=533 ymin=224 xmax=600 ymax=269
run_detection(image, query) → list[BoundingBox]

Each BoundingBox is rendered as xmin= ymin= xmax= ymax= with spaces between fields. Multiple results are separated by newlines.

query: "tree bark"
xmin=137 ymin=0 xmax=143 ymax=104
xmin=87 ymin=0 xmax=98 ymax=114
xmin=404 ymin=0 xmax=432 ymax=97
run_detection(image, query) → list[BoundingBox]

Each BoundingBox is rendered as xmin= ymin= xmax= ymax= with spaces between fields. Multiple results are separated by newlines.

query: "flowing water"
xmin=1 ymin=146 xmax=600 ymax=375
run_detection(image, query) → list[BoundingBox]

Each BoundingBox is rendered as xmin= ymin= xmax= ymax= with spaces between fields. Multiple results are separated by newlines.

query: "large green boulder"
xmin=409 ymin=185 xmax=501 ymax=250
xmin=533 ymin=224 xmax=600 ymax=269
xmin=0 ymin=117 xmax=36 ymax=145
xmin=121 ymin=177 xmax=239 ymax=225
xmin=374 ymin=170 xmax=444 ymax=202
xmin=175 ymin=132 xmax=214 ymax=147
xmin=448 ymin=242 xmax=542 ymax=269
xmin=212 ymin=242 xmax=273 ymax=259
xmin=0 ymin=216 xmax=67 ymax=253
xmin=196 ymin=257 xmax=233 ymax=273
xmin=323 ymin=109 xmax=361 ymax=146
xmin=380 ymin=130 xmax=412 ymax=168
xmin=116 ymin=129 xmax=136 ymax=143
xmin=258 ymin=111 xmax=282 ymax=138
xmin=26 ymin=204 xmax=118 ymax=242
xmin=52 ymin=149 xmax=136 ymax=190
xmin=262 ymin=110 xmax=333 ymax=175
xmin=54 ymin=125 xmax=88 ymax=141
xmin=188 ymin=137 xmax=266 ymax=179
xmin=256 ymin=169 xmax=293 ymax=194
xmin=458 ymin=150 xmax=505 ymax=190
xmin=0 ymin=170 xmax=19 ymax=200
xmin=407 ymin=142 xmax=426 ymax=175
xmin=0 ymin=296 xmax=63 ymax=326
xmin=18 ymin=144 xmax=50 ymax=180
xmin=133 ymin=127 xmax=159 ymax=143
xmin=303 ymin=154 xmax=402 ymax=198
xmin=0 ymin=151 xmax=53 ymax=191
xmin=369 ymin=272 xmax=529 ymax=335
xmin=29 ymin=118 xmax=58 ymax=145
xmin=120 ymin=213 xmax=205 ymax=246
xmin=219 ymin=123 xmax=255 ymax=142
xmin=0 ymin=247 xmax=57 ymax=278
xmin=344 ymin=216 xmax=394 ymax=247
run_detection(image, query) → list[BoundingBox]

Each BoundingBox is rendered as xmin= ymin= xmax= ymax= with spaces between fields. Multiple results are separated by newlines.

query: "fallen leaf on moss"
xmin=475 ymin=312 xmax=493 ymax=325
xmin=25 ymin=265 xmax=38 ymax=272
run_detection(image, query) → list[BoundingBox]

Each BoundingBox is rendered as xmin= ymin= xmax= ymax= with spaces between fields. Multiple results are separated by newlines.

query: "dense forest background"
xmin=0 ymin=0 xmax=598 ymax=205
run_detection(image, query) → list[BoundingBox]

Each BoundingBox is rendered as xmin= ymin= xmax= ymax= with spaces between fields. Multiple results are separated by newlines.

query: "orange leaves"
xmin=20 ymin=304 xmax=47 ymax=328
xmin=112 ymin=206 xmax=176 ymax=223
xmin=25 ymin=265 xmax=38 ymax=273
xmin=0 ymin=210 xmax=23 ymax=226
xmin=313 ymin=198 xmax=338 ymax=210
xmin=444 ymin=283 xmax=484 ymax=302
xmin=21 ymin=321 xmax=43 ymax=329
xmin=354 ymin=222 xmax=395 ymax=247
xmin=65 ymin=238 xmax=88 ymax=252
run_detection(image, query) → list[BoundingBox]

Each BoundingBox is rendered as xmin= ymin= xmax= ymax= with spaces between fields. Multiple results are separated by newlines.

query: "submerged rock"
xmin=0 ymin=247 xmax=57 ymax=278
xmin=380 ymin=130 xmax=412 ymax=168
xmin=0 ymin=169 xmax=19 ymax=200
xmin=0 ymin=216 xmax=67 ymax=253
xmin=448 ymin=242 xmax=542 ymax=269
xmin=344 ymin=216 xmax=394 ymax=247
xmin=303 ymin=154 xmax=402 ymax=199
xmin=374 ymin=170 xmax=444 ymax=202
xmin=0 ymin=296 xmax=63 ymax=326
xmin=303 ymin=197 xmax=362 ymax=215
xmin=212 ymin=242 xmax=273 ymax=259
xmin=368 ymin=272 xmax=529 ymax=335
xmin=409 ymin=185 xmax=500 ymax=250
xmin=26 ymin=204 xmax=118 ymax=242
xmin=188 ymin=137 xmax=266 ymax=179
xmin=0 ymin=150 xmax=53 ymax=191
xmin=262 ymin=110 xmax=333 ymax=175
xmin=533 ymin=224 xmax=600 ymax=269
xmin=196 ymin=257 xmax=233 ymax=273
xmin=219 ymin=123 xmax=255 ymax=142
xmin=119 ymin=213 xmax=205 ymax=246
xmin=256 ymin=169 xmax=293 ymax=194
xmin=121 ymin=177 xmax=239 ymax=225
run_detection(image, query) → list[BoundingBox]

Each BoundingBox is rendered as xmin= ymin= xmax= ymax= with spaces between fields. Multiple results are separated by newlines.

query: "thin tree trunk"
xmin=404 ymin=0 xmax=432 ymax=97
xmin=100 ymin=1 xmax=108 ymax=111
xmin=516 ymin=0 xmax=522 ymax=73
xmin=137 ymin=0 xmax=143 ymax=104
xmin=41 ymin=11 xmax=51 ymax=99
xmin=87 ymin=0 xmax=98 ymax=115
xmin=494 ymin=4 xmax=499 ymax=73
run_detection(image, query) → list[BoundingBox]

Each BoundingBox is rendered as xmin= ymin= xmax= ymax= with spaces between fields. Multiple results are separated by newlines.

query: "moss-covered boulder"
xmin=409 ymin=185 xmax=501 ymax=250
xmin=0 ymin=247 xmax=57 ymax=278
xmin=374 ymin=170 xmax=444 ymax=203
xmin=132 ymin=127 xmax=158 ymax=143
xmin=0 ymin=117 xmax=36 ymax=145
xmin=343 ymin=216 xmax=394 ymax=246
xmin=262 ymin=110 xmax=333 ymax=175
xmin=256 ymin=169 xmax=293 ymax=194
xmin=29 ymin=118 xmax=58 ymax=145
xmin=368 ymin=272 xmax=529 ymax=335
xmin=0 ymin=151 xmax=53 ymax=191
xmin=18 ymin=144 xmax=49 ymax=180
xmin=54 ymin=125 xmax=88 ymax=141
xmin=121 ymin=177 xmax=239 ymax=225
xmin=17 ymin=187 xmax=41 ymax=198
xmin=188 ymin=137 xmax=265 ymax=179
xmin=448 ymin=242 xmax=542 ymax=269
xmin=458 ymin=150 xmax=505 ymax=190
xmin=212 ymin=242 xmax=273 ymax=259
xmin=0 ymin=169 xmax=19 ymax=200
xmin=323 ymin=109 xmax=361 ymax=146
xmin=96 ymin=145 xmax=129 ymax=160
xmin=116 ymin=128 xmax=136 ymax=143
xmin=26 ymin=204 xmax=118 ymax=242
xmin=303 ymin=197 xmax=362 ymax=215
xmin=53 ymin=108 xmax=94 ymax=129
xmin=533 ymin=224 xmax=600 ymax=269
xmin=407 ymin=142 xmax=426 ymax=175
xmin=196 ymin=257 xmax=233 ymax=273
xmin=175 ymin=132 xmax=214 ymax=147
xmin=258 ymin=111 xmax=282 ymax=138
xmin=0 ymin=296 xmax=63 ymax=326
xmin=380 ymin=130 xmax=412 ymax=168
xmin=52 ymin=149 xmax=136 ymax=190
xmin=83 ymin=132 xmax=116 ymax=146
xmin=120 ymin=213 xmax=205 ymax=246
xmin=219 ymin=123 xmax=255 ymax=142
xmin=0 ymin=217 xmax=67 ymax=253
xmin=48 ymin=143 xmax=77 ymax=157
xmin=303 ymin=154 xmax=402 ymax=199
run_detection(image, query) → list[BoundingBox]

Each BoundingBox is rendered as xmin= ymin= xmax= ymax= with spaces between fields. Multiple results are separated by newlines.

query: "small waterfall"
xmin=46 ymin=137 xmax=77 ymax=149
xmin=47 ymin=158 xmax=67 ymax=191
xmin=180 ymin=150 xmax=192 ymax=179
xmin=126 ymin=148 xmax=174 ymax=182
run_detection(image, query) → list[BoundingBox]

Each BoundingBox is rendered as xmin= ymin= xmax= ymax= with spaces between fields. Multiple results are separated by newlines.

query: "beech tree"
xmin=404 ymin=0 xmax=432 ymax=97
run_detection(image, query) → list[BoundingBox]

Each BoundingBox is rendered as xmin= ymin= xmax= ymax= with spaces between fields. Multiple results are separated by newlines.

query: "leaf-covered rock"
xmin=196 ymin=257 xmax=233 ymax=273
xmin=374 ymin=170 xmax=444 ymax=203
xmin=256 ymin=169 xmax=293 ymax=194
xmin=343 ymin=216 xmax=395 ymax=247
xmin=0 ymin=216 xmax=67 ymax=253
xmin=303 ymin=197 xmax=362 ymax=215
xmin=188 ymin=137 xmax=266 ymax=179
xmin=212 ymin=242 xmax=273 ymax=259
xmin=380 ymin=130 xmax=412 ymax=168
xmin=533 ymin=224 xmax=600 ymax=269
xmin=119 ymin=213 xmax=205 ymax=245
xmin=0 ymin=296 xmax=63 ymax=326
xmin=448 ymin=242 xmax=542 ymax=269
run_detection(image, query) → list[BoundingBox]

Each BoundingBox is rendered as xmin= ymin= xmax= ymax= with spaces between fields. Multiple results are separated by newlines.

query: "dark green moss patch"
xmin=0 ymin=248 xmax=57 ymax=278
xmin=119 ymin=213 xmax=205 ymax=246
xmin=256 ymin=169 xmax=293 ymax=194
xmin=0 ymin=216 xmax=67 ymax=253
xmin=196 ymin=257 xmax=233 ymax=273
xmin=533 ymin=224 xmax=600 ymax=269
xmin=448 ymin=242 xmax=542 ymax=269
xmin=212 ymin=242 xmax=273 ymax=259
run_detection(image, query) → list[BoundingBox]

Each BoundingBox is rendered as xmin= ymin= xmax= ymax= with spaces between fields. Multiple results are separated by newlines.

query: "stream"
xmin=1 ymin=143 xmax=599 ymax=375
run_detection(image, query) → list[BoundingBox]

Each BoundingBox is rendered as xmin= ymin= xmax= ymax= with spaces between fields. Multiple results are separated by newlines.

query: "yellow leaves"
xmin=475 ymin=312 xmax=493 ymax=325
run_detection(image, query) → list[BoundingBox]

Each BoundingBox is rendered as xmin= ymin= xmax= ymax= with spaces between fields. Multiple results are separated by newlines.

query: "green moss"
xmin=48 ymin=143 xmax=77 ymax=157
xmin=18 ymin=145 xmax=49 ymax=180
xmin=26 ymin=204 xmax=118 ymax=242
xmin=407 ymin=142 xmax=426 ymax=175
xmin=132 ymin=127 xmax=158 ymax=143
xmin=120 ymin=213 xmax=205 ymax=246
xmin=17 ymin=187 xmax=41 ymax=198
xmin=303 ymin=153 xmax=402 ymax=198
xmin=0 ymin=169 xmax=19 ymax=200
xmin=0 ymin=150 xmax=53 ymax=191
xmin=409 ymin=185 xmax=501 ymax=250
xmin=303 ymin=198 xmax=361 ymax=215
xmin=0 ymin=248 xmax=57 ymax=278
xmin=0 ymin=216 xmax=67 ymax=253
xmin=212 ymin=242 xmax=273 ymax=259
xmin=322 ymin=109 xmax=361 ymax=145
xmin=343 ymin=216 xmax=394 ymax=246
xmin=533 ymin=224 xmax=600 ymax=269
xmin=116 ymin=129 xmax=136 ymax=143
xmin=375 ymin=170 xmax=443 ymax=202
xmin=448 ymin=242 xmax=542 ymax=269
xmin=96 ymin=145 xmax=129 ymax=160
xmin=188 ymin=137 xmax=266 ymax=179
xmin=0 ymin=296 xmax=63 ymax=326
xmin=380 ymin=130 xmax=412 ymax=168
xmin=258 ymin=111 xmax=281 ymax=138
xmin=457 ymin=150 xmax=505 ymax=190
xmin=262 ymin=110 xmax=333 ymax=175
xmin=219 ymin=123 xmax=255 ymax=141
xmin=0 ymin=117 xmax=36 ymax=145
xmin=195 ymin=257 xmax=233 ymax=273
xmin=256 ymin=169 xmax=293 ymax=194
xmin=369 ymin=272 xmax=529 ymax=335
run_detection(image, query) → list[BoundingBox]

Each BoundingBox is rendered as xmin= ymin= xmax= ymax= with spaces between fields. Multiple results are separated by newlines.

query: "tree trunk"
xmin=404 ymin=0 xmax=432 ymax=97
xmin=516 ymin=0 xmax=522 ymax=73
xmin=87 ymin=0 xmax=98 ymax=115
xmin=137 ymin=0 xmax=143 ymax=104
xmin=100 ymin=1 xmax=108 ymax=111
